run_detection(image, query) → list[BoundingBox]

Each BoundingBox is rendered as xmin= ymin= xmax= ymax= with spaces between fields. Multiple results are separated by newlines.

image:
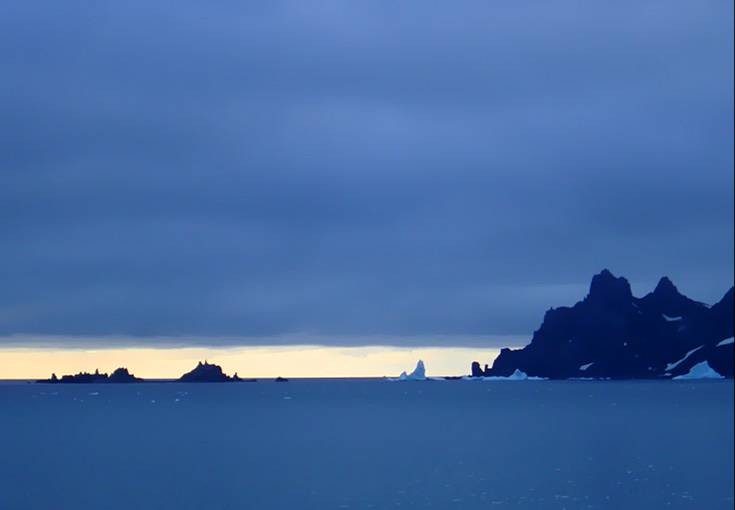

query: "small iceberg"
xmin=673 ymin=361 xmax=724 ymax=380
xmin=400 ymin=360 xmax=426 ymax=380
xmin=481 ymin=369 xmax=543 ymax=381
xmin=388 ymin=360 xmax=427 ymax=381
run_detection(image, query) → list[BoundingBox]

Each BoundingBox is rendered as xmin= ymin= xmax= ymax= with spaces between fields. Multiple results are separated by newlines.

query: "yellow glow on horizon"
xmin=0 ymin=345 xmax=499 ymax=379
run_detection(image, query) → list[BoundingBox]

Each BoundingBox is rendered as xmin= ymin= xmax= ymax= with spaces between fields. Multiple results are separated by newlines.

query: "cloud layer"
xmin=1 ymin=1 xmax=732 ymax=345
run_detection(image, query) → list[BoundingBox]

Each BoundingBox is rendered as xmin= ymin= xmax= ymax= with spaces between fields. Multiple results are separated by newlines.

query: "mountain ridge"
xmin=472 ymin=270 xmax=733 ymax=379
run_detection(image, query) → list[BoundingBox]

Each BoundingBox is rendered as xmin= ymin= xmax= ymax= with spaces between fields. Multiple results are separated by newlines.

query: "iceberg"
xmin=400 ymin=360 xmax=426 ymax=380
xmin=673 ymin=361 xmax=724 ymax=380
xmin=387 ymin=360 xmax=427 ymax=381
xmin=716 ymin=337 xmax=734 ymax=347
xmin=481 ymin=369 xmax=543 ymax=381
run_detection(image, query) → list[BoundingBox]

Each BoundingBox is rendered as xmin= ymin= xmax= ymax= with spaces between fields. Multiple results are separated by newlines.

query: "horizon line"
xmin=0 ymin=344 xmax=503 ymax=379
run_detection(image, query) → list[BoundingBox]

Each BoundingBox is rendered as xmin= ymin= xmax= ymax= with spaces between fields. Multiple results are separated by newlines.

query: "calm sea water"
xmin=0 ymin=379 xmax=732 ymax=509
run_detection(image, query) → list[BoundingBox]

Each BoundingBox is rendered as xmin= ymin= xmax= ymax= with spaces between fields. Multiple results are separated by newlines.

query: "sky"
xmin=0 ymin=1 xmax=733 ymax=375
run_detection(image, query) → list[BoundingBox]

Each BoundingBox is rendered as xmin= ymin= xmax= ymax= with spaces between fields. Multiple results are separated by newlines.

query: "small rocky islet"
xmin=36 ymin=361 xmax=259 ymax=384
xmin=178 ymin=360 xmax=254 ymax=382
xmin=37 ymin=367 xmax=142 ymax=384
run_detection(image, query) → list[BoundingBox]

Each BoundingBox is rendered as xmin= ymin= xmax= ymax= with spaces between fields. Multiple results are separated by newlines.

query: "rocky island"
xmin=37 ymin=367 xmax=143 ymax=383
xmin=472 ymin=270 xmax=734 ymax=380
xmin=178 ymin=361 xmax=249 ymax=382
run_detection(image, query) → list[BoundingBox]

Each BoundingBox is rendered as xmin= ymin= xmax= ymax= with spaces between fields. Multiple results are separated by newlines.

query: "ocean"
xmin=0 ymin=379 xmax=732 ymax=509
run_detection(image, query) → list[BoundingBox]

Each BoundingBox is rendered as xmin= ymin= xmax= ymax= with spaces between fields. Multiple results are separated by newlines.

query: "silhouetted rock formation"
xmin=275 ymin=376 xmax=288 ymax=382
xmin=472 ymin=270 xmax=734 ymax=379
xmin=178 ymin=361 xmax=243 ymax=382
xmin=108 ymin=367 xmax=143 ymax=383
xmin=471 ymin=361 xmax=488 ymax=378
xmin=37 ymin=367 xmax=143 ymax=383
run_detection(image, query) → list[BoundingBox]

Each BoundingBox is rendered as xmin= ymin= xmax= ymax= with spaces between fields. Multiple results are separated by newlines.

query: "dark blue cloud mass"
xmin=0 ymin=1 xmax=732 ymax=346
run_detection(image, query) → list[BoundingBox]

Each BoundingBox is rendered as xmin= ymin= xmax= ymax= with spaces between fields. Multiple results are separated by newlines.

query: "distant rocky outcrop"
xmin=472 ymin=270 xmax=734 ymax=380
xmin=107 ymin=367 xmax=143 ymax=382
xmin=37 ymin=367 xmax=143 ymax=383
xmin=178 ymin=361 xmax=243 ymax=382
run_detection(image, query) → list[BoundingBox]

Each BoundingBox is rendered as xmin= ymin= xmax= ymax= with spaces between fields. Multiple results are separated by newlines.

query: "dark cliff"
xmin=473 ymin=270 xmax=733 ymax=379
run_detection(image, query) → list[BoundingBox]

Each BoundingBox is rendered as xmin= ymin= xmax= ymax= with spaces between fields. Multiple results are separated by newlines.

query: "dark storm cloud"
xmin=1 ymin=1 xmax=732 ymax=346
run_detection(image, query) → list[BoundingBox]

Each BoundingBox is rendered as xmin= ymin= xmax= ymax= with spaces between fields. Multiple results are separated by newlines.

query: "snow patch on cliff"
xmin=662 ymin=314 xmax=682 ymax=322
xmin=665 ymin=346 xmax=703 ymax=372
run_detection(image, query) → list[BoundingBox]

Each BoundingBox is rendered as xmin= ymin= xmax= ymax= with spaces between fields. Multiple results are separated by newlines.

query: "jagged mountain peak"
xmin=716 ymin=286 xmax=734 ymax=306
xmin=587 ymin=269 xmax=632 ymax=304
xmin=653 ymin=276 xmax=680 ymax=297
xmin=639 ymin=275 xmax=705 ymax=316
xmin=474 ymin=270 xmax=733 ymax=379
